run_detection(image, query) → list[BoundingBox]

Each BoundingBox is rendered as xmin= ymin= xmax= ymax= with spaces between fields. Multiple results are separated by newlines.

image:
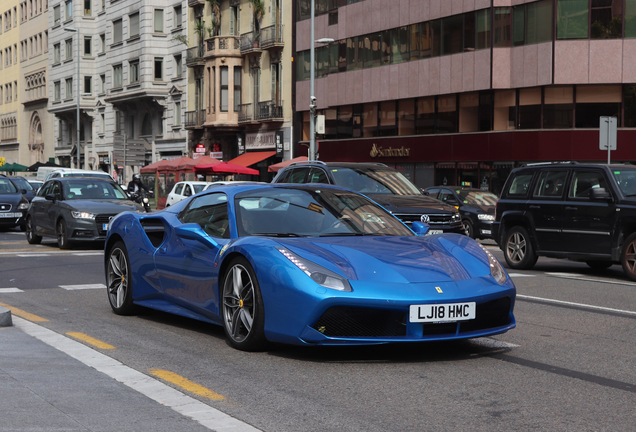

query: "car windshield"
xmin=10 ymin=178 xmax=34 ymax=191
xmin=193 ymin=184 xmax=207 ymax=193
xmin=611 ymin=168 xmax=636 ymax=197
xmin=457 ymin=190 xmax=498 ymax=206
xmin=63 ymin=180 xmax=129 ymax=200
xmin=235 ymin=187 xmax=413 ymax=237
xmin=0 ymin=178 xmax=18 ymax=194
xmin=63 ymin=173 xmax=111 ymax=179
xmin=329 ymin=167 xmax=421 ymax=195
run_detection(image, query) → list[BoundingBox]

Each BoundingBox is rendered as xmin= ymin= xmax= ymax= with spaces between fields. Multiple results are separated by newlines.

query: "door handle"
xmin=565 ymin=207 xmax=578 ymax=211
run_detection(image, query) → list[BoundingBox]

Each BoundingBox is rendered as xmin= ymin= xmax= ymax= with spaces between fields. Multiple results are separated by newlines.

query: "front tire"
xmin=106 ymin=241 xmax=137 ymax=315
xmin=463 ymin=219 xmax=474 ymax=238
xmin=503 ymin=226 xmax=538 ymax=270
xmin=56 ymin=219 xmax=72 ymax=250
xmin=621 ymin=233 xmax=636 ymax=281
xmin=25 ymin=216 xmax=42 ymax=244
xmin=221 ymin=256 xmax=267 ymax=351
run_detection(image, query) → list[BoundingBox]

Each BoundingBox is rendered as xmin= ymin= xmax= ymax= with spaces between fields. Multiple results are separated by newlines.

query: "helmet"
xmin=133 ymin=174 xmax=141 ymax=180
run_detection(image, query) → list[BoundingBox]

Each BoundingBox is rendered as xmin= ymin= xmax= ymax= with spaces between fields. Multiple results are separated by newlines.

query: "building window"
xmin=129 ymin=12 xmax=139 ymax=38
xmin=65 ymin=0 xmax=72 ymax=20
xmin=543 ymin=86 xmax=573 ymax=129
xmin=100 ymin=114 xmax=105 ymax=133
xmin=494 ymin=8 xmax=511 ymax=47
xmin=54 ymin=81 xmax=60 ymax=100
xmin=65 ymin=77 xmax=73 ymax=98
xmin=129 ymin=60 xmax=139 ymax=83
xmin=174 ymin=55 xmax=182 ymax=77
xmin=100 ymin=74 xmax=105 ymax=93
xmin=154 ymin=9 xmax=163 ymax=33
xmin=65 ymin=38 xmax=72 ymax=59
xmin=54 ymin=43 xmax=60 ymax=62
xmin=113 ymin=18 xmax=122 ymax=43
xmin=174 ymin=101 xmax=181 ymax=125
xmin=83 ymin=75 xmax=91 ymax=94
xmin=84 ymin=36 xmax=91 ymax=55
xmin=494 ymin=90 xmax=516 ymax=131
xmin=518 ymin=87 xmax=541 ymax=129
xmin=234 ymin=66 xmax=241 ymax=112
xmin=397 ymin=100 xmax=415 ymax=136
xmin=557 ymin=0 xmax=589 ymax=39
xmin=591 ymin=0 xmax=622 ymax=39
xmin=437 ymin=95 xmax=457 ymax=133
xmin=174 ymin=6 xmax=182 ymax=28
xmin=220 ymin=66 xmax=228 ymax=112
xmin=100 ymin=34 xmax=105 ymax=53
xmin=575 ymin=85 xmax=622 ymax=128
xmin=362 ymin=102 xmax=378 ymax=137
xmin=154 ymin=57 xmax=163 ymax=81
xmin=84 ymin=0 xmax=90 ymax=16
xmin=627 ymin=1 xmax=636 ymax=38
xmin=113 ymin=64 xmax=122 ymax=87
xmin=53 ymin=4 xmax=60 ymax=25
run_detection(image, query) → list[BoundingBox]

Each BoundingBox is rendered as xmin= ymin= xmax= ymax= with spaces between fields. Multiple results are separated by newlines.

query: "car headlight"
xmin=479 ymin=244 xmax=507 ymax=285
xmin=277 ymin=247 xmax=352 ymax=292
xmin=451 ymin=212 xmax=461 ymax=222
xmin=18 ymin=202 xmax=30 ymax=210
xmin=71 ymin=211 xmax=96 ymax=220
xmin=478 ymin=214 xmax=495 ymax=221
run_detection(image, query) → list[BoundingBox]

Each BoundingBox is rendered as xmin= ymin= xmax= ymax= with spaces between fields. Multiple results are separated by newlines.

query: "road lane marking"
xmin=59 ymin=284 xmax=106 ymax=290
xmin=0 ymin=288 xmax=23 ymax=293
xmin=546 ymin=272 xmax=636 ymax=287
xmin=12 ymin=317 xmax=260 ymax=432
xmin=507 ymin=273 xmax=536 ymax=277
xmin=17 ymin=254 xmax=50 ymax=257
xmin=150 ymin=369 xmax=226 ymax=401
xmin=66 ymin=332 xmax=116 ymax=350
xmin=72 ymin=252 xmax=104 ymax=256
xmin=0 ymin=302 xmax=48 ymax=322
xmin=517 ymin=294 xmax=636 ymax=316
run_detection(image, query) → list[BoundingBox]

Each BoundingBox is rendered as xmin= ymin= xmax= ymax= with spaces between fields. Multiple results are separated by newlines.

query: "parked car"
xmin=426 ymin=186 xmax=498 ymax=239
xmin=104 ymin=183 xmax=516 ymax=351
xmin=27 ymin=179 xmax=44 ymax=192
xmin=7 ymin=176 xmax=37 ymax=202
xmin=0 ymin=174 xmax=30 ymax=231
xmin=272 ymin=162 xmax=463 ymax=234
xmin=26 ymin=177 xmax=144 ymax=249
xmin=493 ymin=162 xmax=636 ymax=279
xmin=44 ymin=168 xmax=114 ymax=182
xmin=165 ymin=181 xmax=212 ymax=207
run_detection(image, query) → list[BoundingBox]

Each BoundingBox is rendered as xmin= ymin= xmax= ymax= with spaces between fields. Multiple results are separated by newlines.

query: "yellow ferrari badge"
xmin=435 ymin=287 xmax=443 ymax=293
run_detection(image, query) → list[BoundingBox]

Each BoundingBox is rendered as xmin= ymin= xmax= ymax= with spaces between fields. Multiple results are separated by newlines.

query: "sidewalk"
xmin=0 ymin=308 xmax=260 ymax=432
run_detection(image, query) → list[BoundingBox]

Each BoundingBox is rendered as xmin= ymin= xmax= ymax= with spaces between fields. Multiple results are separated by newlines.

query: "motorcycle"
xmin=128 ymin=188 xmax=153 ymax=212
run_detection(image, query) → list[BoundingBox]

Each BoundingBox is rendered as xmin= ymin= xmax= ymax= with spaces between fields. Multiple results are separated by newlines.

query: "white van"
xmin=42 ymin=168 xmax=114 ymax=182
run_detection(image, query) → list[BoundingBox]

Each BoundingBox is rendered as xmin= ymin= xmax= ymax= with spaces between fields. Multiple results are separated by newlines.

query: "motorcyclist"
xmin=127 ymin=174 xmax=149 ymax=194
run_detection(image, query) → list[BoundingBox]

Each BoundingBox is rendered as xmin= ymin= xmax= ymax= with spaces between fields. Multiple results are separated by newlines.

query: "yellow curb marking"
xmin=66 ymin=332 xmax=116 ymax=350
xmin=149 ymin=369 xmax=226 ymax=401
xmin=0 ymin=302 xmax=48 ymax=322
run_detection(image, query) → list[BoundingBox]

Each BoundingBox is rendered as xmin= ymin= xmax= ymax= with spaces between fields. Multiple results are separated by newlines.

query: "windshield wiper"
xmin=319 ymin=232 xmax=370 ymax=237
xmin=625 ymin=194 xmax=636 ymax=197
xmin=251 ymin=232 xmax=306 ymax=237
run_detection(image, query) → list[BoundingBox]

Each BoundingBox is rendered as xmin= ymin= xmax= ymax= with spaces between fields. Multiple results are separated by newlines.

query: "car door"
xmin=33 ymin=181 xmax=60 ymax=235
xmin=167 ymin=183 xmax=184 ymax=206
xmin=561 ymin=169 xmax=614 ymax=255
xmin=528 ymin=169 xmax=570 ymax=252
xmin=154 ymin=192 xmax=228 ymax=316
xmin=29 ymin=181 xmax=51 ymax=234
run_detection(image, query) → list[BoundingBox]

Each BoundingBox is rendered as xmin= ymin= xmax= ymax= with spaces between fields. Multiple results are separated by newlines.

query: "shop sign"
xmin=237 ymin=133 xmax=245 ymax=155
xmin=246 ymin=131 xmax=277 ymax=150
xmin=370 ymin=143 xmax=410 ymax=158
xmin=275 ymin=131 xmax=284 ymax=157
xmin=210 ymin=152 xmax=223 ymax=159
xmin=195 ymin=144 xmax=206 ymax=153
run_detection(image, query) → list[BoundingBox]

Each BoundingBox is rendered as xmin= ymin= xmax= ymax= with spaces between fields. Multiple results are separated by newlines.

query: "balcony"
xmin=185 ymin=46 xmax=205 ymax=67
xmin=185 ymin=110 xmax=206 ymax=128
xmin=238 ymin=104 xmax=252 ymax=123
xmin=239 ymin=31 xmax=262 ymax=55
xmin=256 ymin=101 xmax=283 ymax=121
xmin=205 ymin=36 xmax=241 ymax=58
xmin=260 ymin=25 xmax=284 ymax=49
xmin=188 ymin=0 xmax=205 ymax=7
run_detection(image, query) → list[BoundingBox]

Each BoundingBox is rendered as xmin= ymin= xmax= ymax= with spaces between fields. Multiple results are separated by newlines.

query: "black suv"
xmin=0 ymin=174 xmax=30 ymax=231
xmin=272 ymin=162 xmax=463 ymax=234
xmin=493 ymin=163 xmax=636 ymax=279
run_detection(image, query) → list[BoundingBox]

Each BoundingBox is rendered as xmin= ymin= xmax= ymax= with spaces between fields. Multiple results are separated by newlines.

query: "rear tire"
xmin=106 ymin=241 xmax=137 ymax=315
xmin=621 ymin=233 xmax=636 ymax=281
xmin=25 ymin=217 xmax=41 ymax=244
xmin=503 ymin=226 xmax=538 ymax=270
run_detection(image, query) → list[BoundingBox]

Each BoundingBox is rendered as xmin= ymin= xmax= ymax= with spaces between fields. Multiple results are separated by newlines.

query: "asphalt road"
xmin=1 ymin=228 xmax=635 ymax=431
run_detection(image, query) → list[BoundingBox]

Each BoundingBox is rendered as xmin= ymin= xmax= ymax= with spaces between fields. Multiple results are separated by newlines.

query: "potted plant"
xmin=248 ymin=0 xmax=265 ymax=47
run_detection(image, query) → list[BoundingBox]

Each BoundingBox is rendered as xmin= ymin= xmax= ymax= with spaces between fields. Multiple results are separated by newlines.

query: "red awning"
xmin=194 ymin=162 xmax=259 ymax=176
xmin=268 ymin=156 xmax=308 ymax=172
xmin=228 ymin=151 xmax=277 ymax=167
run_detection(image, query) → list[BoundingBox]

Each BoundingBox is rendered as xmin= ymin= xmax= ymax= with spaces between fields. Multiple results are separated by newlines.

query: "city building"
xmin=295 ymin=0 xmax=636 ymax=194
xmin=19 ymin=0 xmax=55 ymax=167
xmin=48 ymin=0 xmax=188 ymax=182
xmin=0 ymin=1 xmax=21 ymax=165
xmin=184 ymin=0 xmax=292 ymax=179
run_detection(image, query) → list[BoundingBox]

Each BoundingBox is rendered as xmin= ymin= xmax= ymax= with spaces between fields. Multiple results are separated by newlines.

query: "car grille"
xmin=95 ymin=214 xmax=117 ymax=235
xmin=459 ymin=297 xmax=511 ymax=333
xmin=394 ymin=213 xmax=454 ymax=226
xmin=0 ymin=203 xmax=13 ymax=212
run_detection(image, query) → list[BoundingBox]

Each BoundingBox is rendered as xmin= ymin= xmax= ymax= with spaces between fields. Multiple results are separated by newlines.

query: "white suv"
xmin=45 ymin=169 xmax=114 ymax=182
xmin=166 ymin=181 xmax=212 ymax=207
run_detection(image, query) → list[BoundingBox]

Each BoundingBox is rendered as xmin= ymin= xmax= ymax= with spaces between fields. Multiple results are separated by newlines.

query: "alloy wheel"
xmin=506 ymin=232 xmax=526 ymax=264
xmin=223 ymin=264 xmax=255 ymax=343
xmin=107 ymin=247 xmax=128 ymax=309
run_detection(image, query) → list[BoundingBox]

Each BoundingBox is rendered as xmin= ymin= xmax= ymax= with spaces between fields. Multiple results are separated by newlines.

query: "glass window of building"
xmin=83 ymin=36 xmax=91 ymax=55
xmin=512 ymin=5 xmax=525 ymax=46
xmin=464 ymin=11 xmax=476 ymax=52
xmin=626 ymin=0 xmax=636 ymax=37
xmin=100 ymin=34 xmax=105 ymax=53
xmin=527 ymin=0 xmax=553 ymax=44
xmin=363 ymin=33 xmax=382 ymax=68
xmin=324 ymin=108 xmax=338 ymax=139
xmin=459 ymin=92 xmax=479 ymax=132
xmin=54 ymin=5 xmax=60 ymax=25
xmin=54 ymin=81 xmax=60 ymax=100
xmin=338 ymin=105 xmax=353 ymax=138
xmin=65 ymin=77 xmax=72 ymax=98
xmin=391 ymin=26 xmax=409 ymax=63
xmin=543 ymin=86 xmax=573 ymax=129
xmin=362 ymin=102 xmax=378 ymax=137
xmin=129 ymin=60 xmax=139 ymax=83
xmin=154 ymin=9 xmax=164 ymax=33
xmin=174 ymin=6 xmax=182 ymax=28
xmin=113 ymin=64 xmax=122 ymax=87
xmin=575 ymin=85 xmax=622 ymax=128
xmin=624 ymin=86 xmax=636 ymax=127
xmin=591 ymin=0 xmax=622 ymax=39
xmin=65 ymin=39 xmax=72 ymax=59
xmin=379 ymin=101 xmax=397 ymax=136
xmin=113 ymin=19 xmax=122 ymax=43
xmin=518 ymin=87 xmax=541 ymax=129
xmin=84 ymin=0 xmax=90 ymax=16
xmin=83 ymin=76 xmax=91 ymax=94
xmin=494 ymin=8 xmax=511 ymax=47
xmin=437 ymin=95 xmax=457 ymax=133
xmin=557 ymin=0 xmax=589 ymax=39
xmin=234 ymin=67 xmax=241 ymax=112
xmin=220 ymin=66 xmax=228 ymax=112
xmin=478 ymin=92 xmax=494 ymax=131
xmin=476 ymin=9 xmax=491 ymax=49
xmin=442 ymin=15 xmax=463 ymax=55
xmin=65 ymin=0 xmax=72 ymax=20
xmin=398 ymin=99 xmax=415 ymax=136
xmin=409 ymin=24 xmax=422 ymax=60
xmin=53 ymin=43 xmax=60 ymax=63
xmin=154 ymin=58 xmax=163 ymax=81
xmin=416 ymin=97 xmax=435 ymax=134
xmin=100 ymin=74 xmax=105 ymax=93
xmin=346 ymin=37 xmax=362 ymax=70
xmin=130 ymin=12 xmax=139 ymax=38
xmin=175 ymin=101 xmax=181 ymax=126
xmin=302 ymin=111 xmax=310 ymax=141
xmin=494 ymin=90 xmax=516 ymax=131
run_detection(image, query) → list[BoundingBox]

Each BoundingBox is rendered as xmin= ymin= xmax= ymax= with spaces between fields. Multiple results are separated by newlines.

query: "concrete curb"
xmin=0 ymin=306 xmax=12 ymax=327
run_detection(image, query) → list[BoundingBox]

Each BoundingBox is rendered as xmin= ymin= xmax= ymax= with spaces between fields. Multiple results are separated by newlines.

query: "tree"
xmin=248 ymin=0 xmax=265 ymax=42
xmin=208 ymin=0 xmax=221 ymax=36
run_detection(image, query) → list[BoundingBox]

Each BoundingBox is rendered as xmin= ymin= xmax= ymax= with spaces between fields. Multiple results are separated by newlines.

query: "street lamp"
xmin=309 ymin=0 xmax=333 ymax=161
xmin=64 ymin=26 xmax=81 ymax=169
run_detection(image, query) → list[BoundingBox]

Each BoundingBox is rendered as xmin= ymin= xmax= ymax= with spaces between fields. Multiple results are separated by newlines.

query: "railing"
xmin=185 ymin=46 xmax=204 ymax=66
xmin=238 ymin=103 xmax=252 ymax=122
xmin=239 ymin=31 xmax=261 ymax=53
xmin=260 ymin=25 xmax=284 ymax=48
xmin=188 ymin=0 xmax=205 ymax=6
xmin=205 ymin=36 xmax=241 ymax=56
xmin=256 ymin=100 xmax=283 ymax=120
xmin=185 ymin=110 xmax=206 ymax=127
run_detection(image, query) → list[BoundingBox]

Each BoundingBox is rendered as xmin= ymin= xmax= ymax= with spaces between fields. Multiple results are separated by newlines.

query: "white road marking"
xmin=507 ymin=273 xmax=536 ymax=277
xmin=17 ymin=254 xmax=50 ymax=257
xmin=471 ymin=337 xmax=519 ymax=349
xmin=0 ymin=288 xmax=23 ymax=293
xmin=517 ymin=294 xmax=636 ymax=316
xmin=546 ymin=272 xmax=636 ymax=287
xmin=59 ymin=284 xmax=106 ymax=290
xmin=12 ymin=317 xmax=261 ymax=432
xmin=72 ymin=252 xmax=103 ymax=256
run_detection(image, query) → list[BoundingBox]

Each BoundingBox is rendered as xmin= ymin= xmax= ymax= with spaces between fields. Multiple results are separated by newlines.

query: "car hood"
xmin=62 ymin=199 xmax=143 ymax=213
xmin=278 ymin=235 xmax=490 ymax=284
xmin=463 ymin=203 xmax=495 ymax=214
xmin=368 ymin=194 xmax=456 ymax=214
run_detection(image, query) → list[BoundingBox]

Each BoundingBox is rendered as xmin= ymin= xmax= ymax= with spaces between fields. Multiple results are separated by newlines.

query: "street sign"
xmin=599 ymin=116 xmax=617 ymax=164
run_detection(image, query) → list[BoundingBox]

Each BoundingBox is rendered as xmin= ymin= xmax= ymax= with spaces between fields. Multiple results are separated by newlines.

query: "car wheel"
xmin=221 ymin=256 xmax=267 ymax=351
xmin=56 ymin=219 xmax=72 ymax=250
xmin=106 ymin=241 xmax=137 ymax=315
xmin=503 ymin=226 xmax=538 ymax=270
xmin=463 ymin=219 xmax=474 ymax=238
xmin=19 ymin=223 xmax=26 ymax=232
xmin=25 ymin=216 xmax=42 ymax=244
xmin=621 ymin=233 xmax=636 ymax=281
xmin=586 ymin=261 xmax=613 ymax=270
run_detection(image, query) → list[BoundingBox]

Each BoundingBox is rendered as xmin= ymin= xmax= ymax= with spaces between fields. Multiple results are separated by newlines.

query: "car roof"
xmin=48 ymin=176 xmax=117 ymax=183
xmin=287 ymin=161 xmax=392 ymax=170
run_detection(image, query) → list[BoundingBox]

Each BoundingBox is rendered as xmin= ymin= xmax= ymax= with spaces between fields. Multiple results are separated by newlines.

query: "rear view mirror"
xmin=175 ymin=223 xmax=219 ymax=249
xmin=411 ymin=221 xmax=430 ymax=236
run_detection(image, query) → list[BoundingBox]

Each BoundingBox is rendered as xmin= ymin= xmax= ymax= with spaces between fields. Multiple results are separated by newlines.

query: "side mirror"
xmin=45 ymin=193 xmax=56 ymax=202
xmin=20 ymin=189 xmax=27 ymax=195
xmin=420 ymin=188 xmax=429 ymax=196
xmin=175 ymin=223 xmax=219 ymax=249
xmin=411 ymin=221 xmax=430 ymax=236
xmin=590 ymin=187 xmax=612 ymax=201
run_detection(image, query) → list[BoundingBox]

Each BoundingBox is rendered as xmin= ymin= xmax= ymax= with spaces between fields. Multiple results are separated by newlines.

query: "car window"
xmin=330 ymin=168 xmax=415 ymax=195
xmin=174 ymin=184 xmax=184 ymax=195
xmin=288 ymin=168 xmax=310 ymax=183
xmin=193 ymin=184 xmax=207 ymax=194
xmin=64 ymin=180 xmax=128 ymax=200
xmin=184 ymin=185 xmax=193 ymax=197
xmin=0 ymin=178 xmax=18 ymax=194
xmin=180 ymin=193 xmax=230 ymax=239
xmin=427 ymin=188 xmax=440 ymax=198
xmin=51 ymin=182 xmax=62 ymax=199
xmin=37 ymin=181 xmax=52 ymax=197
xmin=10 ymin=178 xmax=33 ymax=191
xmin=611 ymin=168 xmax=636 ymax=198
xmin=507 ymin=173 xmax=533 ymax=196
xmin=533 ymin=171 xmax=568 ymax=198
xmin=439 ymin=190 xmax=457 ymax=204
xmin=308 ymin=168 xmax=328 ymax=183
xmin=275 ymin=169 xmax=291 ymax=183
xmin=569 ymin=171 xmax=608 ymax=199
xmin=458 ymin=190 xmax=498 ymax=206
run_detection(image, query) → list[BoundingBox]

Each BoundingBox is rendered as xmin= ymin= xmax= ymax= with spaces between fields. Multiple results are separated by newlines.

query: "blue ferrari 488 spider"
xmin=104 ymin=183 xmax=516 ymax=351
